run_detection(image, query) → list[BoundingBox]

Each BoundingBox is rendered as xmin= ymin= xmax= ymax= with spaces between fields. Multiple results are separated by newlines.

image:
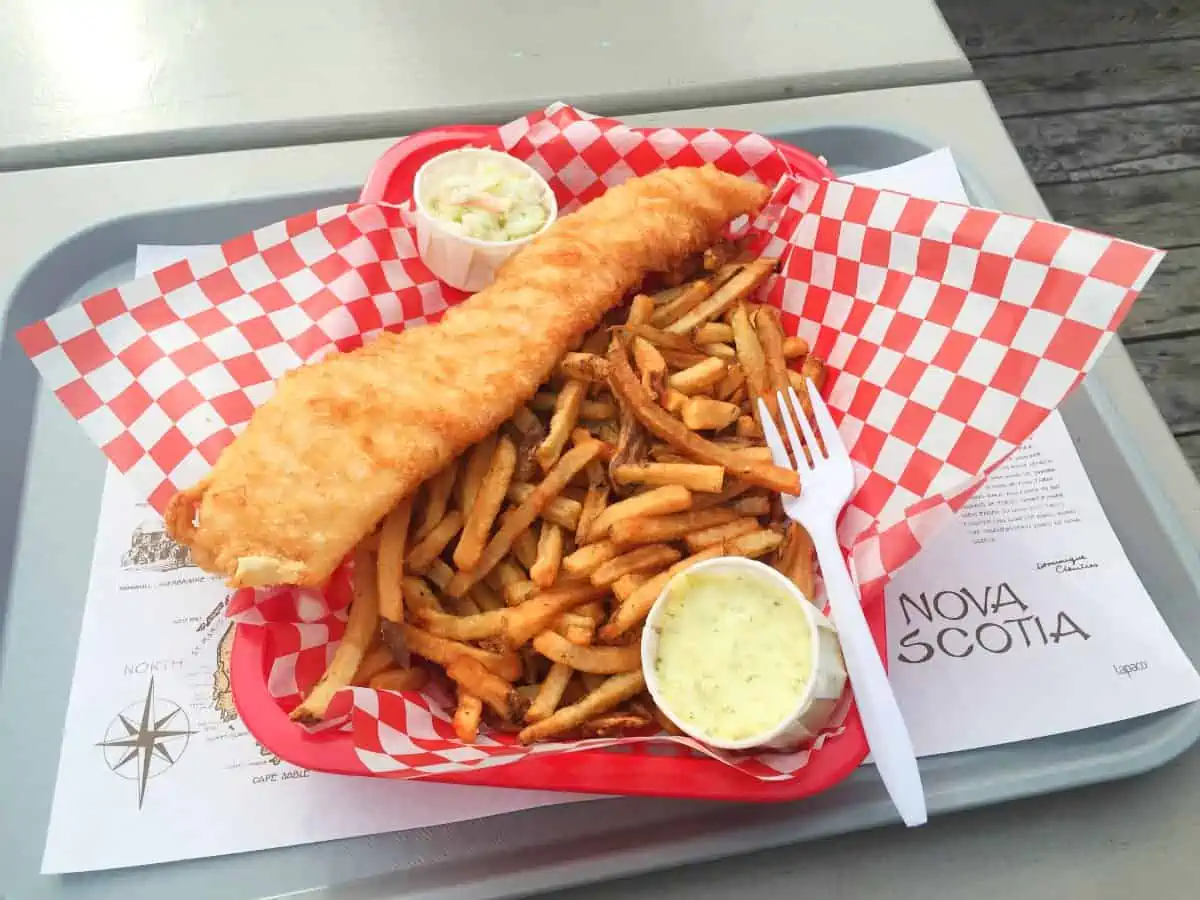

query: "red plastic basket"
xmin=232 ymin=123 xmax=883 ymax=802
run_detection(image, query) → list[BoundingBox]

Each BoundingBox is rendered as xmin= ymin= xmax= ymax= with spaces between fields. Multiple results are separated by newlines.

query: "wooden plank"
xmin=1121 ymin=244 xmax=1200 ymax=342
xmin=1125 ymin=333 xmax=1200 ymax=434
xmin=975 ymin=39 xmax=1200 ymax=116
xmin=1038 ymin=168 xmax=1200 ymax=250
xmin=1178 ymin=433 xmax=1200 ymax=477
xmin=1002 ymin=101 xmax=1200 ymax=186
xmin=938 ymin=0 xmax=1200 ymax=58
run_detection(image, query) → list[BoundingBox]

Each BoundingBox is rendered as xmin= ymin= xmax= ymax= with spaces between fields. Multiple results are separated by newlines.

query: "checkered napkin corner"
xmin=496 ymin=102 xmax=792 ymax=211
xmin=760 ymin=174 xmax=1164 ymax=602
xmin=346 ymin=687 xmax=854 ymax=781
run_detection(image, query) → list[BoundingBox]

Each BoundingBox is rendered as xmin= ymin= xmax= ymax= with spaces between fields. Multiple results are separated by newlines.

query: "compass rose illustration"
xmin=98 ymin=677 xmax=196 ymax=809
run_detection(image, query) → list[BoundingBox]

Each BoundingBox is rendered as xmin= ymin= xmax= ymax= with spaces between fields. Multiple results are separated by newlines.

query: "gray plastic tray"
xmin=2 ymin=121 xmax=1199 ymax=900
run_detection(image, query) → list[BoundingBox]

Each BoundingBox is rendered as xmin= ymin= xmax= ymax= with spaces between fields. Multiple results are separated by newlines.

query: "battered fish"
xmin=166 ymin=165 xmax=769 ymax=587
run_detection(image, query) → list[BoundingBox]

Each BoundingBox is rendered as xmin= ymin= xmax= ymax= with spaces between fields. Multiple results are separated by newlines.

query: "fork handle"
xmin=809 ymin=524 xmax=927 ymax=827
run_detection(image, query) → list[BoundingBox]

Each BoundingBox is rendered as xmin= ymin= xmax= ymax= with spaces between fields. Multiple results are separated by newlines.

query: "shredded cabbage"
xmin=427 ymin=161 xmax=549 ymax=242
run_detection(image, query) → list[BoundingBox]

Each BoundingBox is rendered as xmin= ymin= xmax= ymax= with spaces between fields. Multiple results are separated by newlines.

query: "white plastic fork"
xmin=758 ymin=385 xmax=927 ymax=827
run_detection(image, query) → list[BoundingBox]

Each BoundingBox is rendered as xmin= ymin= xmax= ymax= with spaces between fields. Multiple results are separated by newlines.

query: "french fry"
xmin=406 ymin=509 xmax=464 ymax=573
xmin=402 ymin=624 xmax=522 ymax=681
xmin=753 ymin=304 xmax=792 ymax=403
xmin=612 ymin=573 xmax=647 ymax=603
xmin=733 ymin=495 xmax=772 ymax=516
xmin=454 ymin=436 xmax=518 ymax=571
xmin=530 ymin=523 xmax=564 ymax=588
xmin=564 ymin=619 xmax=595 ymax=646
xmin=352 ymin=644 xmax=395 ymax=686
xmin=632 ymin=336 xmax=667 ymax=399
xmin=507 ymin=482 xmax=583 ymax=531
xmin=795 ymin=354 xmax=827 ymax=424
xmin=715 ymin=365 xmax=746 ymax=401
xmin=447 ymin=594 xmax=482 ymax=617
xmin=533 ymin=631 xmax=642 ymax=674
xmin=503 ymin=582 xmax=608 ymax=647
xmin=783 ymin=335 xmax=809 ymax=359
xmin=599 ymin=546 xmax=724 ymax=641
xmin=608 ymin=341 xmax=799 ymax=494
xmin=291 ymin=546 xmax=380 ymax=722
xmin=470 ymin=582 xmax=505 ymax=612
xmin=525 ymin=663 xmax=573 ymax=722
xmin=651 ymin=283 xmax=687 ymax=305
xmin=510 ymin=405 xmax=547 ymax=482
xmin=659 ymin=347 xmax=712 ymax=370
xmin=453 ymin=692 xmax=483 ymax=743
xmin=377 ymin=498 xmax=412 ymax=625
xmin=580 ymin=673 xmax=607 ymax=693
xmin=510 ymin=405 xmax=543 ymax=435
xmin=681 ymin=396 xmax=740 ymax=431
xmin=576 ymin=459 xmax=610 ymax=545
xmin=776 ymin=521 xmax=817 ymax=600
xmin=425 ymin=558 xmax=455 ymax=592
xmin=511 ymin=523 xmax=540 ymax=571
xmin=535 ymin=378 xmax=587 ymax=473
xmin=559 ymin=353 xmax=612 ymax=383
xmin=415 ymin=607 xmax=510 ymax=641
xmin=533 ymin=392 xmax=616 ymax=421
xmin=485 ymin=557 xmax=527 ymax=594
xmin=735 ymin=414 xmax=761 ymax=438
xmin=369 ymin=667 xmax=429 ymax=693
xmin=458 ymin=433 xmax=498 ymax=514
xmin=668 ymin=358 xmax=728 ymax=396
xmin=581 ymin=713 xmax=652 ymax=737
xmin=700 ymin=342 xmax=736 ymax=360
xmin=518 ymin=671 xmax=646 ymax=744
xmin=562 ymin=540 xmax=622 ymax=578
xmin=649 ymin=280 xmax=712 ymax=328
xmin=590 ymin=543 xmax=681 ymax=587
xmin=733 ymin=446 xmax=774 ymax=463
xmin=684 ymin=517 xmax=761 ymax=552
xmin=662 ymin=388 xmax=690 ymax=414
xmin=609 ymin=506 xmax=742 ymax=546
xmin=690 ymin=479 xmax=754 ymax=510
xmin=580 ymin=398 xmax=619 ymax=421
xmin=587 ymin=484 xmax=693 ymax=541
xmin=723 ymin=527 xmax=785 ymax=558
xmin=448 ymin=656 xmax=519 ymax=720
xmin=628 ymin=324 xmax=697 ymax=353
xmin=415 ymin=462 xmax=457 ymax=541
xmin=401 ymin=576 xmax=444 ymax=616
xmin=504 ymin=579 xmax=538 ymax=607
xmin=694 ymin=322 xmax=734 ymax=344
xmin=627 ymin=293 xmax=657 ymax=328
xmin=449 ymin=441 xmax=602 ymax=596
xmin=731 ymin=302 xmax=772 ymax=420
xmin=572 ymin=428 xmax=615 ymax=462
xmin=612 ymin=462 xmax=725 ymax=493
xmin=665 ymin=257 xmax=776 ymax=334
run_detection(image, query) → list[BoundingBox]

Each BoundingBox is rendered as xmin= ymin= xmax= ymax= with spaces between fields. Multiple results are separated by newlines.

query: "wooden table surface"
xmin=939 ymin=0 xmax=1199 ymax=476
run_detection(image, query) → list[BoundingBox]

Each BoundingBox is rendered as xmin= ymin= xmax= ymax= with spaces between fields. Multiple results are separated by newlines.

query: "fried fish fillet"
xmin=165 ymin=164 xmax=769 ymax=587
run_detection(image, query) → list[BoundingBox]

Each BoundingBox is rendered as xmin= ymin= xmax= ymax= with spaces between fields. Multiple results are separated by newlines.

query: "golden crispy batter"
xmin=165 ymin=165 xmax=769 ymax=587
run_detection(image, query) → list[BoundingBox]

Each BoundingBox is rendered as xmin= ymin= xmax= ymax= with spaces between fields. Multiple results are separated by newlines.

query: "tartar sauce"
xmin=424 ymin=158 xmax=550 ymax=243
xmin=652 ymin=570 xmax=814 ymax=743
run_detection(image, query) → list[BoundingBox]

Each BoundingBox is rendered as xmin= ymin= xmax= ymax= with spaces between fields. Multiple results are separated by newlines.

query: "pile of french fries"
xmin=290 ymin=242 xmax=825 ymax=746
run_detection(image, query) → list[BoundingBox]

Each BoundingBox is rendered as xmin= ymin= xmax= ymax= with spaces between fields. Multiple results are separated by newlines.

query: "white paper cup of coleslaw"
xmin=412 ymin=147 xmax=557 ymax=293
xmin=641 ymin=557 xmax=847 ymax=751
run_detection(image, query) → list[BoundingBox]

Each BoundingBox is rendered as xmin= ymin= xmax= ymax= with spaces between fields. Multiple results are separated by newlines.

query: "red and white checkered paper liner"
xmin=19 ymin=104 xmax=1163 ymax=781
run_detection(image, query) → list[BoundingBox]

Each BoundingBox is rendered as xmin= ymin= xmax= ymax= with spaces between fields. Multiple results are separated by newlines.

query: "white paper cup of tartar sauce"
xmin=641 ymin=557 xmax=847 ymax=751
xmin=412 ymin=147 xmax=557 ymax=293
